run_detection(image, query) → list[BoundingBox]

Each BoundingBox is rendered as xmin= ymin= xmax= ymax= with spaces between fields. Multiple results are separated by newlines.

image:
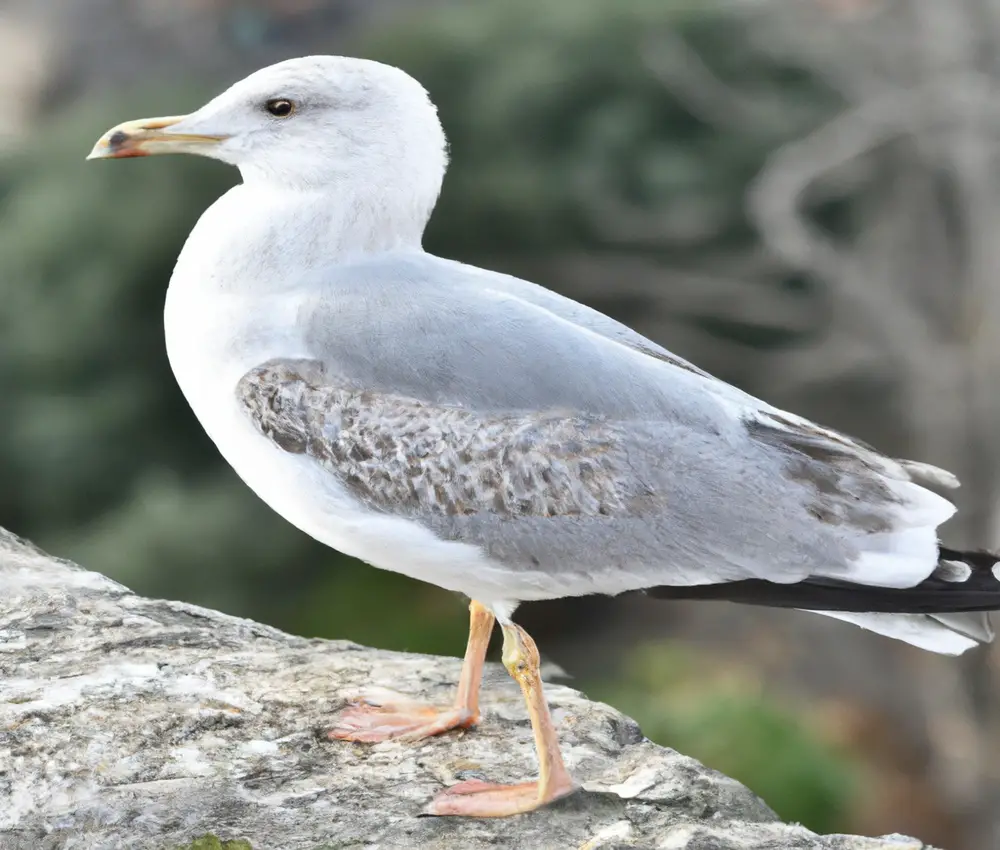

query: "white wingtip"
xmin=898 ymin=460 xmax=961 ymax=490
xmin=812 ymin=610 xmax=987 ymax=655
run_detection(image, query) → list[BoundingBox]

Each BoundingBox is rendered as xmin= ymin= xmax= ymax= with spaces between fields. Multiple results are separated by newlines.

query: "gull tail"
xmin=650 ymin=547 xmax=999 ymax=655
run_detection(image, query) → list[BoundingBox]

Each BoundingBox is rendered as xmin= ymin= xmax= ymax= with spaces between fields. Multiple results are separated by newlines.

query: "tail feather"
xmin=814 ymin=611 xmax=991 ymax=655
xmin=649 ymin=546 xmax=999 ymax=654
xmin=930 ymin=611 xmax=994 ymax=644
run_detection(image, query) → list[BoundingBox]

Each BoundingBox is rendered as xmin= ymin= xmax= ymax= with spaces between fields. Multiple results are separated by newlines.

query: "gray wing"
xmin=234 ymin=253 xmax=958 ymax=590
xmin=289 ymin=252 xmax=743 ymax=425
xmin=433 ymin=257 xmax=718 ymax=381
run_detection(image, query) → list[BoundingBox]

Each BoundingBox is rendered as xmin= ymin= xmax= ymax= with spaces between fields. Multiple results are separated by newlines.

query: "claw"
xmin=328 ymin=699 xmax=476 ymax=743
xmin=424 ymin=777 xmax=576 ymax=817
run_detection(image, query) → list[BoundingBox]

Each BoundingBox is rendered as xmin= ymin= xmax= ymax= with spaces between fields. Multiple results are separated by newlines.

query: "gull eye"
xmin=265 ymin=98 xmax=295 ymax=118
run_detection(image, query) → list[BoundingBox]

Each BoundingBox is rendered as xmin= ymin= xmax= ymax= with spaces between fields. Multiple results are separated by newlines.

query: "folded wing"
xmin=232 ymin=251 xmax=994 ymax=653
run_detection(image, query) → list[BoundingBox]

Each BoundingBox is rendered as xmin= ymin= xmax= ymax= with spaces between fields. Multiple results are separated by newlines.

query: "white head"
xmin=89 ymin=56 xmax=449 ymax=227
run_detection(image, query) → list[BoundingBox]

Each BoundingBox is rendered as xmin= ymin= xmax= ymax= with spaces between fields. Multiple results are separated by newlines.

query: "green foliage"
xmin=588 ymin=643 xmax=858 ymax=833
xmin=0 ymin=85 xmax=230 ymax=535
xmin=363 ymin=0 xmax=842 ymax=328
xmin=175 ymin=835 xmax=253 ymax=850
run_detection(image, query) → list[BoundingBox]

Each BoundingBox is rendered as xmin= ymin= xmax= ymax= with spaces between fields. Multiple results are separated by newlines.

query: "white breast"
xmin=161 ymin=187 xmax=525 ymax=608
xmin=164 ymin=237 xmax=341 ymax=542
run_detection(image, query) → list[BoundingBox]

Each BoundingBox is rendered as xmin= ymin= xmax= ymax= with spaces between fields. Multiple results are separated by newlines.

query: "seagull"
xmin=88 ymin=55 xmax=1000 ymax=817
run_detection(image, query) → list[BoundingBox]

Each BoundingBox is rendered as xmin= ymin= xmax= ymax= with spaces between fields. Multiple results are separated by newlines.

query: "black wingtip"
xmin=648 ymin=547 xmax=1000 ymax=614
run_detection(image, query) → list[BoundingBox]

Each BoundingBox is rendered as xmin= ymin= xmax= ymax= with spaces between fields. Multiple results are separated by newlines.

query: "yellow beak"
xmin=87 ymin=115 xmax=227 ymax=160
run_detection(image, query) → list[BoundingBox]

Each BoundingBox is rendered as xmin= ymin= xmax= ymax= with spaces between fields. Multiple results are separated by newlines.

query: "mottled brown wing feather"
xmin=237 ymin=358 xmax=655 ymax=519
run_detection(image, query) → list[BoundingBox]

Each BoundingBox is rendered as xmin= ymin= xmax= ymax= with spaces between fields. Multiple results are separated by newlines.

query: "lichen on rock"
xmin=178 ymin=836 xmax=255 ymax=850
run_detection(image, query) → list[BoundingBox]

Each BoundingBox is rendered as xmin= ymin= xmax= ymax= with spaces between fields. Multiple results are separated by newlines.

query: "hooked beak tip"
xmin=87 ymin=115 xmax=225 ymax=160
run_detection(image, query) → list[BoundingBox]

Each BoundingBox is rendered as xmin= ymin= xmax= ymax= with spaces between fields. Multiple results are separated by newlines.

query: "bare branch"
xmin=640 ymin=29 xmax=779 ymax=133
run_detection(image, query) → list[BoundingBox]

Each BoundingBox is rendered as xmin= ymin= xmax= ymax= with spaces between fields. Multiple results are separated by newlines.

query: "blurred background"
xmin=1 ymin=0 xmax=999 ymax=846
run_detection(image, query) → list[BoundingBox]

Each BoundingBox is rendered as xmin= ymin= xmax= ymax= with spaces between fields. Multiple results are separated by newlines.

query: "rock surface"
xmin=0 ymin=529 xmax=934 ymax=850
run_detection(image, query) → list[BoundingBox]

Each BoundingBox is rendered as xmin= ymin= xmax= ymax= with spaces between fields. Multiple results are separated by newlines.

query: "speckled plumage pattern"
xmin=238 ymin=359 xmax=647 ymax=519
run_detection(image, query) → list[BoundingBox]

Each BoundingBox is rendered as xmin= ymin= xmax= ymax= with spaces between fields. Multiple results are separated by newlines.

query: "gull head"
xmin=88 ymin=56 xmax=449 ymax=196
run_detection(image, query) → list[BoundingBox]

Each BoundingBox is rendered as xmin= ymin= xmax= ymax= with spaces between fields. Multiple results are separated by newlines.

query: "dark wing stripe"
xmin=647 ymin=547 xmax=1000 ymax=614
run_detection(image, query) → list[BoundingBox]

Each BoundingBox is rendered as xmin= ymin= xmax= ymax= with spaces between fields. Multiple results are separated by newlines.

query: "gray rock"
xmin=0 ymin=529 xmax=933 ymax=850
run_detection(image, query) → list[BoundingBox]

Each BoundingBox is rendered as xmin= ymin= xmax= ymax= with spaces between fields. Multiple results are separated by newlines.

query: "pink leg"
xmin=425 ymin=622 xmax=576 ymax=817
xmin=328 ymin=600 xmax=495 ymax=743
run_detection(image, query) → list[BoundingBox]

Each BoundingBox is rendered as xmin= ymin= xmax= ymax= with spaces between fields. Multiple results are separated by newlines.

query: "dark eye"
xmin=265 ymin=98 xmax=295 ymax=118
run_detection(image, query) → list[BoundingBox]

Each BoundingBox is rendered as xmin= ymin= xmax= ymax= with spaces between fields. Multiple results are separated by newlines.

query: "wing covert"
xmin=237 ymin=358 xmax=657 ymax=520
